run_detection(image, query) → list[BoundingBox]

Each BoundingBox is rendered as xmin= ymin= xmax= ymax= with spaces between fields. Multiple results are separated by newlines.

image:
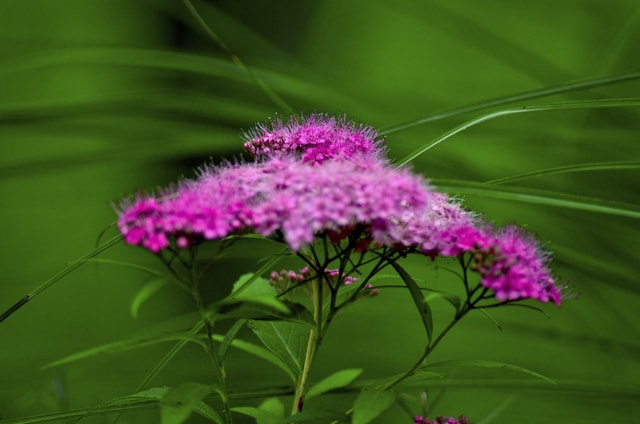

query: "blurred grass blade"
xmin=0 ymin=235 xmax=121 ymax=324
xmin=433 ymin=179 xmax=640 ymax=219
xmin=183 ymin=0 xmax=293 ymax=113
xmin=424 ymin=359 xmax=556 ymax=385
xmin=43 ymin=332 xmax=207 ymax=369
xmin=382 ymin=72 xmax=640 ymax=135
xmin=485 ymin=161 xmax=640 ymax=185
xmin=477 ymin=394 xmax=518 ymax=424
xmin=399 ymin=98 xmax=640 ymax=164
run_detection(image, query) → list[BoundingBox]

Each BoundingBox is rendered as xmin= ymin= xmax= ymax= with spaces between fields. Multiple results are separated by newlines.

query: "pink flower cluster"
xmin=243 ymin=114 xmax=384 ymax=165
xmin=117 ymin=114 xmax=562 ymax=305
xmin=414 ymin=416 xmax=473 ymax=424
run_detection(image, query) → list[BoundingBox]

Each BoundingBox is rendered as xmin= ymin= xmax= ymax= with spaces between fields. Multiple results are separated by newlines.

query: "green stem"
xmin=291 ymin=276 xmax=323 ymax=415
xmin=379 ymin=307 xmax=470 ymax=391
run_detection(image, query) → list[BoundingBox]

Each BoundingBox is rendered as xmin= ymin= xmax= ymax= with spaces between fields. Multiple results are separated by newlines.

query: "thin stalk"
xmin=379 ymin=306 xmax=471 ymax=391
xmin=291 ymin=275 xmax=323 ymax=415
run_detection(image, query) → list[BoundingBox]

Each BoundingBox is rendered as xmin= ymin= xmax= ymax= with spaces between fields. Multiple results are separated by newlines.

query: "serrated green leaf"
xmin=43 ymin=333 xmax=206 ymax=369
xmin=248 ymin=321 xmax=310 ymax=380
xmin=131 ymin=277 xmax=169 ymax=318
xmin=160 ymin=383 xmax=215 ymax=424
xmin=389 ymin=261 xmax=433 ymax=343
xmin=212 ymin=334 xmax=296 ymax=382
xmin=424 ymin=360 xmax=556 ymax=385
xmin=352 ymin=388 xmax=395 ymax=424
xmin=306 ymin=368 xmax=363 ymax=399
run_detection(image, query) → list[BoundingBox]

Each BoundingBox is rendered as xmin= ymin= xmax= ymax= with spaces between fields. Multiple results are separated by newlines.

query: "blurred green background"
xmin=1 ymin=0 xmax=639 ymax=423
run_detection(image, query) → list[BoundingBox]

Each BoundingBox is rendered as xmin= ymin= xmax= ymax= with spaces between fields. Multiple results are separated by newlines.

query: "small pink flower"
xmin=243 ymin=114 xmax=385 ymax=164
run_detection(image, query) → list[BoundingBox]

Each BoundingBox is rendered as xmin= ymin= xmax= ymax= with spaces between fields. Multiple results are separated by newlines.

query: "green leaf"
xmin=281 ymin=408 xmax=350 ymax=423
xmin=211 ymin=334 xmax=296 ymax=382
xmin=384 ymin=369 xmax=444 ymax=388
xmin=389 ymin=260 xmax=433 ymax=343
xmin=423 ymin=289 xmax=462 ymax=310
xmin=43 ymin=332 xmax=206 ymax=369
xmin=131 ymin=277 xmax=169 ymax=318
xmin=306 ymin=368 xmax=363 ymax=399
xmin=257 ymin=397 xmax=285 ymax=424
xmin=216 ymin=273 xmax=293 ymax=319
xmin=231 ymin=407 xmax=283 ymax=423
xmin=247 ymin=321 xmax=310 ymax=380
xmin=218 ymin=319 xmax=247 ymax=360
xmin=351 ymin=388 xmax=395 ymax=424
xmin=160 ymin=383 xmax=216 ymax=424
xmin=476 ymin=308 xmax=502 ymax=331
xmin=424 ymin=360 xmax=556 ymax=385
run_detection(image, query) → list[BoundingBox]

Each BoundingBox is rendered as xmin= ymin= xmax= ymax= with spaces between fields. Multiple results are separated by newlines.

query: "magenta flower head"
xmin=437 ymin=223 xmax=562 ymax=305
xmin=243 ymin=114 xmax=385 ymax=164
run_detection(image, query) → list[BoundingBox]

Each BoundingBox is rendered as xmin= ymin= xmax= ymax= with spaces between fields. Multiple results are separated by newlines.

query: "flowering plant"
xmin=6 ymin=114 xmax=566 ymax=424
xmin=106 ymin=114 xmax=565 ymax=423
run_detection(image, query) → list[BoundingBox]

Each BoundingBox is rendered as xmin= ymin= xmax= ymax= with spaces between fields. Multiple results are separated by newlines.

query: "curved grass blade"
xmin=131 ymin=278 xmax=170 ymax=319
xmin=423 ymin=359 xmax=556 ymax=385
xmin=477 ymin=394 xmax=518 ymax=424
xmin=183 ymin=0 xmax=293 ymax=113
xmin=485 ymin=161 xmax=640 ymax=185
xmin=43 ymin=332 xmax=207 ymax=369
xmin=0 ymin=235 xmax=121 ymax=324
xmin=432 ymin=179 xmax=640 ymax=219
xmin=381 ymin=72 xmax=640 ymax=135
xmin=399 ymin=98 xmax=640 ymax=165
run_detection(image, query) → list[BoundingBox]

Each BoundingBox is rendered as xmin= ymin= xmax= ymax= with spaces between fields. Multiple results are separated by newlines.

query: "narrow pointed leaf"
xmin=389 ymin=261 xmax=433 ymax=343
xmin=424 ymin=360 xmax=556 ymax=385
xmin=306 ymin=368 xmax=363 ymax=399
xmin=43 ymin=333 xmax=206 ymax=369
xmin=131 ymin=278 xmax=169 ymax=318
xmin=352 ymin=388 xmax=395 ymax=424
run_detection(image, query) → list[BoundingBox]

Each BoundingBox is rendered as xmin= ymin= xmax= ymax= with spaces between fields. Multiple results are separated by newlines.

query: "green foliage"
xmin=351 ymin=388 xmax=395 ymax=424
xmin=1 ymin=0 xmax=639 ymax=422
xmin=160 ymin=383 xmax=221 ymax=424
xmin=247 ymin=321 xmax=311 ymax=382
xmin=305 ymin=368 xmax=363 ymax=399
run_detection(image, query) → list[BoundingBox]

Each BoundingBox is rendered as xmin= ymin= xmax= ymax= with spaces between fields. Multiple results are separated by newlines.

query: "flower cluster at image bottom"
xmin=117 ymin=114 xmax=562 ymax=306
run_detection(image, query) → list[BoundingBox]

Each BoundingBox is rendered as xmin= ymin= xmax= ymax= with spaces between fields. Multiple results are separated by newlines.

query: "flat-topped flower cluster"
xmin=117 ymin=114 xmax=562 ymax=305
